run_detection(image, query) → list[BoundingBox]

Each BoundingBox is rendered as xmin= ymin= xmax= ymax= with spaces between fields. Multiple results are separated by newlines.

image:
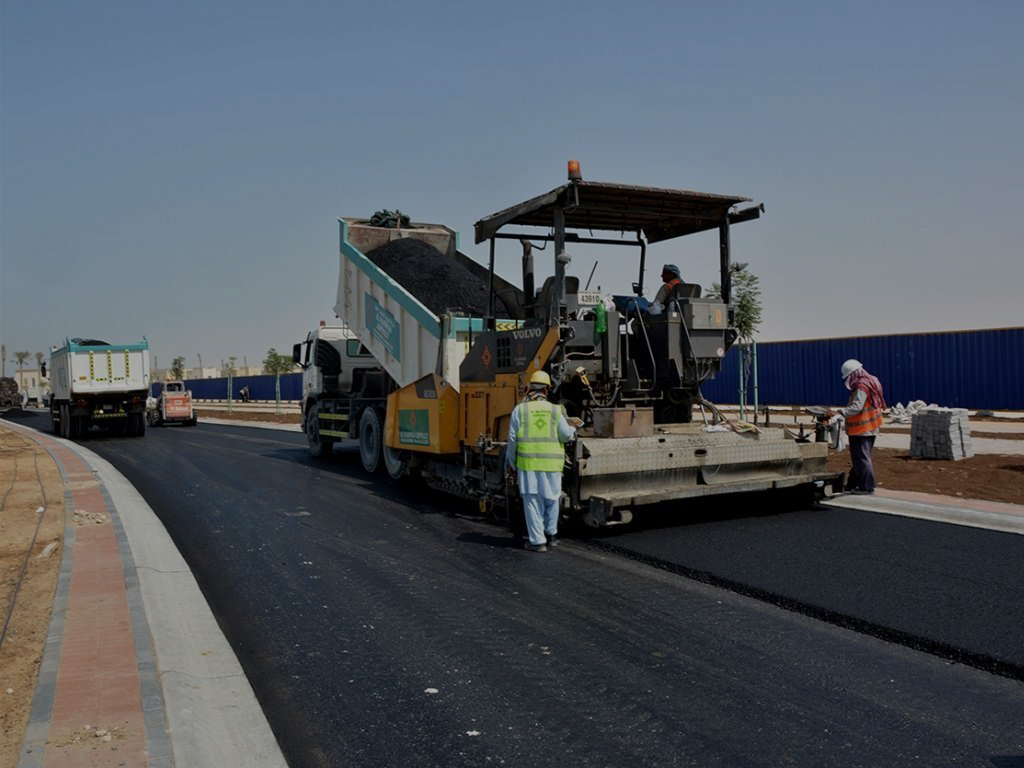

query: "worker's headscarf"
xmin=662 ymin=264 xmax=680 ymax=278
xmin=845 ymin=368 xmax=887 ymax=409
xmin=525 ymin=386 xmax=548 ymax=401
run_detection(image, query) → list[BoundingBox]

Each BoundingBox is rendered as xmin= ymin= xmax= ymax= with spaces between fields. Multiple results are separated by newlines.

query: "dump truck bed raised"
xmin=335 ymin=218 xmax=522 ymax=390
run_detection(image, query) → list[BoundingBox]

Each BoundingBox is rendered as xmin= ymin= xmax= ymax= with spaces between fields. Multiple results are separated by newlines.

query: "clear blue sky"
xmin=2 ymin=0 xmax=1021 ymax=373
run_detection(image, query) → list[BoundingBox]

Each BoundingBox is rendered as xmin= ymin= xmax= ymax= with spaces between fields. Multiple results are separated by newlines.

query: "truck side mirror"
xmin=292 ymin=344 xmax=302 ymax=366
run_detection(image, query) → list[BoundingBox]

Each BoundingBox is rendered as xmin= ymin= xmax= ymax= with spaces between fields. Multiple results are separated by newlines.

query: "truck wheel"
xmin=124 ymin=413 xmax=143 ymax=437
xmin=358 ymin=407 xmax=383 ymax=474
xmin=306 ymin=403 xmax=335 ymax=458
xmin=50 ymin=407 xmax=60 ymax=435
xmin=58 ymin=404 xmax=69 ymax=438
xmin=383 ymin=444 xmax=406 ymax=480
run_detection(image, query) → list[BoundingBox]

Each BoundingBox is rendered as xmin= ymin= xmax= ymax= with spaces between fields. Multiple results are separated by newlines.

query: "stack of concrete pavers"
xmin=909 ymin=407 xmax=974 ymax=460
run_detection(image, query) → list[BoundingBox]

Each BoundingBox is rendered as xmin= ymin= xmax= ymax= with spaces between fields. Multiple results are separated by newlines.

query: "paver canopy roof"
xmin=474 ymin=181 xmax=752 ymax=244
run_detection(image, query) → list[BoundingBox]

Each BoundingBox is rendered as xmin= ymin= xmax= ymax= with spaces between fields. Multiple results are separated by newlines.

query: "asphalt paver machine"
xmin=454 ymin=162 xmax=843 ymax=525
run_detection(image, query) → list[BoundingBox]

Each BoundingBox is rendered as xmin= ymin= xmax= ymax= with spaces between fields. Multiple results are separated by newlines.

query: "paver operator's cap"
xmin=662 ymin=264 xmax=680 ymax=277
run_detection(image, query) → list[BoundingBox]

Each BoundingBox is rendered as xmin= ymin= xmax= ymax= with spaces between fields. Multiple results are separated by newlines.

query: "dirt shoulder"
xmin=826 ymin=448 xmax=1023 ymax=506
xmin=0 ymin=426 xmax=65 ymax=768
xmin=197 ymin=408 xmax=300 ymax=425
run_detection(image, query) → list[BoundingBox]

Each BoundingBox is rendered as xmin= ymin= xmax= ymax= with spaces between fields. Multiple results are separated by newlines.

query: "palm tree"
xmin=13 ymin=351 xmax=30 ymax=394
xmin=14 ymin=351 xmax=30 ymax=379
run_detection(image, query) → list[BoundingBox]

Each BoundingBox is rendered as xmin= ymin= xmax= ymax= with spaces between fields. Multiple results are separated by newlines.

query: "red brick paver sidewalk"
xmin=22 ymin=438 xmax=153 ymax=768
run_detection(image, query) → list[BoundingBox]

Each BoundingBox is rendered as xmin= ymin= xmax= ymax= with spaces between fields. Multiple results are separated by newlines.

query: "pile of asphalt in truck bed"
xmin=365 ymin=238 xmax=503 ymax=318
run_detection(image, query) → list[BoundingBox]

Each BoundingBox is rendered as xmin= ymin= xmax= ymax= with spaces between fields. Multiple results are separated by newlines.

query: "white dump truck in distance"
xmin=45 ymin=338 xmax=151 ymax=438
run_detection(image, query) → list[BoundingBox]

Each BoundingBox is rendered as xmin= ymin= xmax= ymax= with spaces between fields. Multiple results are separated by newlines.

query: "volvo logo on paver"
xmin=511 ymin=328 xmax=543 ymax=340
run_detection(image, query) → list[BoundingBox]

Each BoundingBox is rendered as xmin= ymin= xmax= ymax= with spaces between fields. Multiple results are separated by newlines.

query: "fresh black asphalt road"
xmin=12 ymin=412 xmax=1023 ymax=768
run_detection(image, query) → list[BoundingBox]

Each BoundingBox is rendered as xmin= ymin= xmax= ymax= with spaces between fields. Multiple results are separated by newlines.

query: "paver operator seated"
xmin=648 ymin=264 xmax=684 ymax=315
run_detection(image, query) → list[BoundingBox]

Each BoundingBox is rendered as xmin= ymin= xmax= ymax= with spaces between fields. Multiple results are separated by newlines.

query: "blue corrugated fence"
xmin=155 ymin=373 xmax=302 ymax=401
xmin=156 ymin=328 xmax=1022 ymax=410
xmin=701 ymin=327 xmax=1023 ymax=410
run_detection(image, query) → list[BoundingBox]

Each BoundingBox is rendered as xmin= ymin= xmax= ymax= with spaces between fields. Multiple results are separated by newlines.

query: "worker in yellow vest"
xmin=506 ymin=370 xmax=583 ymax=552
xmin=839 ymin=359 xmax=886 ymax=494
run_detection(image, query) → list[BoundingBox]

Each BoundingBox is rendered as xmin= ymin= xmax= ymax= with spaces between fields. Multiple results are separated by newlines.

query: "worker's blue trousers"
xmin=847 ymin=435 xmax=877 ymax=492
xmin=521 ymin=493 xmax=559 ymax=546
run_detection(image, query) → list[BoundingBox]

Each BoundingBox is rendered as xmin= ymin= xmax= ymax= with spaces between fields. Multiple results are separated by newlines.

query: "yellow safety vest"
xmin=515 ymin=400 xmax=565 ymax=472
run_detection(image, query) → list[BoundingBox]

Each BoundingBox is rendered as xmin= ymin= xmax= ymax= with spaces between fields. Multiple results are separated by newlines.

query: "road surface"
xmin=36 ymin=416 xmax=1024 ymax=767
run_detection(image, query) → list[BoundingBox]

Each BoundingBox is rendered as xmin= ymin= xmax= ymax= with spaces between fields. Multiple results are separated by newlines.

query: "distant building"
xmin=13 ymin=367 xmax=43 ymax=390
xmin=12 ymin=368 xmax=49 ymax=401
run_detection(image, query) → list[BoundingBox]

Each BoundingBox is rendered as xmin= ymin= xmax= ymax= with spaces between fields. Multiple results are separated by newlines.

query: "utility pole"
xmin=197 ymin=353 xmax=203 ymax=378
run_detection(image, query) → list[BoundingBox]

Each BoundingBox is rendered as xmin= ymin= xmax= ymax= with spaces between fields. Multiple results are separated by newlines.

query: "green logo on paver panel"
xmin=398 ymin=409 xmax=430 ymax=445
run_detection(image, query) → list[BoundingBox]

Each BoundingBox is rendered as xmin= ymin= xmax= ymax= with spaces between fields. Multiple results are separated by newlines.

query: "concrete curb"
xmin=823 ymin=491 xmax=1024 ymax=536
xmin=198 ymin=417 xmax=302 ymax=432
xmin=86 ymin=450 xmax=288 ymax=768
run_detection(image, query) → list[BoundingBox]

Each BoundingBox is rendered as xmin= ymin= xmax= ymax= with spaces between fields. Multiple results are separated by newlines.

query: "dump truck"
xmin=45 ymin=338 xmax=151 ymax=438
xmin=296 ymin=166 xmax=842 ymax=527
xmin=147 ymin=380 xmax=197 ymax=426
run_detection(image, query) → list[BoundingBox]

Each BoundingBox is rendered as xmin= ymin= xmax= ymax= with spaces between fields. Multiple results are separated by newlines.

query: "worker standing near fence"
xmin=506 ymin=371 xmax=582 ymax=552
xmin=839 ymin=359 xmax=886 ymax=494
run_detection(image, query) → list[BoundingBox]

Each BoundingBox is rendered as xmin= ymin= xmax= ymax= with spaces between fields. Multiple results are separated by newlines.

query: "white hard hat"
xmin=840 ymin=359 xmax=863 ymax=379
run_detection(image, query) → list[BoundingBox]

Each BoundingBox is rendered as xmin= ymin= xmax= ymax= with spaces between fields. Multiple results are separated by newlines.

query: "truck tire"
xmin=358 ymin=407 xmax=383 ymax=474
xmin=306 ymin=402 xmax=335 ymax=458
xmin=50 ymin=406 xmax=60 ymax=435
xmin=125 ymin=412 xmax=144 ymax=437
xmin=383 ymin=444 xmax=406 ymax=480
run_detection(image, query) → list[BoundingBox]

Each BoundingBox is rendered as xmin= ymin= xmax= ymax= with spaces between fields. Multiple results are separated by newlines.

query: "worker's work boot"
xmin=546 ymin=535 xmax=559 ymax=548
xmin=524 ymin=542 xmax=548 ymax=553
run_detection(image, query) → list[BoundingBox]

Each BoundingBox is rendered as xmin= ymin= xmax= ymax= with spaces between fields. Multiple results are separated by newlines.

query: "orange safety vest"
xmin=845 ymin=391 xmax=883 ymax=436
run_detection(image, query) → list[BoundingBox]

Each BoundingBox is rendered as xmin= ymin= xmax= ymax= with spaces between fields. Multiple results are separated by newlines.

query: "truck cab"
xmin=293 ymin=325 xmax=379 ymax=400
xmin=293 ymin=324 xmax=386 ymax=456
